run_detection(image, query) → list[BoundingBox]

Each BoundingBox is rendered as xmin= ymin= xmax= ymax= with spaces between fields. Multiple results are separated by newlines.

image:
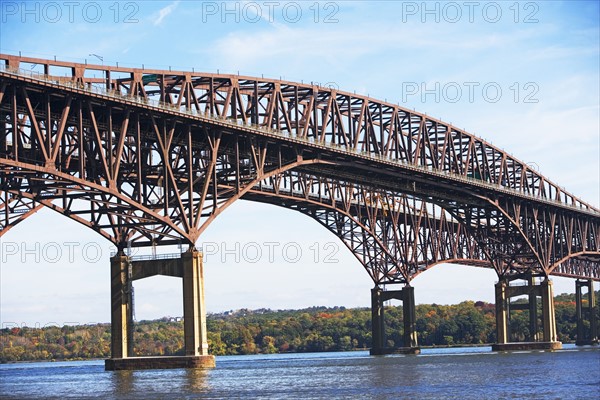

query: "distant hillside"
xmin=1 ymin=291 xmax=598 ymax=362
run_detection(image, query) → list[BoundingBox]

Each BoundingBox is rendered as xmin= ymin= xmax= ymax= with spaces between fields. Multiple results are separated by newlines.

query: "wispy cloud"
xmin=203 ymin=21 xmax=546 ymax=78
xmin=153 ymin=1 xmax=179 ymax=26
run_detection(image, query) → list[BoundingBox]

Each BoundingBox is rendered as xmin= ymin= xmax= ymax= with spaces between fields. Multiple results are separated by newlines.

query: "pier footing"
xmin=491 ymin=341 xmax=562 ymax=351
xmin=575 ymin=339 xmax=599 ymax=346
xmin=105 ymin=355 xmax=216 ymax=371
xmin=370 ymin=347 xmax=421 ymax=355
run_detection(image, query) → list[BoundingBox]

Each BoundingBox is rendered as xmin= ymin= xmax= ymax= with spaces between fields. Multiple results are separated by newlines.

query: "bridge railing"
xmin=1 ymin=64 xmax=598 ymax=217
xmin=109 ymin=252 xmax=186 ymax=261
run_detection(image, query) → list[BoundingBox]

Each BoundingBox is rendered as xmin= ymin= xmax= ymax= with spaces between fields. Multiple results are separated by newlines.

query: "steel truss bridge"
xmin=1 ymin=54 xmax=598 ymax=286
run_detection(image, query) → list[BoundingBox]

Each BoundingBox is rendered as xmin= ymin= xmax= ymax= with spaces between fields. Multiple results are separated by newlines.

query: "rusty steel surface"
xmin=0 ymin=54 xmax=598 ymax=283
xmin=0 ymin=192 xmax=42 ymax=235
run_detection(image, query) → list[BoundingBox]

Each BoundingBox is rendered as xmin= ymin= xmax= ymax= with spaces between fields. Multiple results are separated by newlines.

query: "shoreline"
xmin=2 ymin=342 xmax=585 ymax=365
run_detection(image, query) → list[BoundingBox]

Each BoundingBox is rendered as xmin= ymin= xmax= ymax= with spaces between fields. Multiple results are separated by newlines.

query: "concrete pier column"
xmin=110 ymin=253 xmax=134 ymax=359
xmin=182 ymin=249 xmax=209 ymax=356
xmin=591 ymin=282 xmax=598 ymax=343
xmin=528 ymin=275 xmax=538 ymax=341
xmin=402 ymin=286 xmax=418 ymax=348
xmin=493 ymin=276 xmax=561 ymax=351
xmin=106 ymin=249 xmax=215 ymax=370
xmin=540 ymin=279 xmax=557 ymax=343
xmin=370 ymin=285 xmax=420 ymax=355
xmin=495 ymin=279 xmax=509 ymax=345
xmin=370 ymin=287 xmax=385 ymax=353
xmin=576 ymin=280 xmax=584 ymax=344
xmin=576 ymin=279 xmax=598 ymax=345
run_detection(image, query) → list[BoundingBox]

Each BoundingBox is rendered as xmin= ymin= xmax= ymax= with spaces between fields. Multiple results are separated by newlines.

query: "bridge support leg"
xmin=576 ymin=279 xmax=598 ymax=345
xmin=494 ymin=279 xmax=509 ymax=345
xmin=540 ymin=279 xmax=557 ymax=343
xmin=105 ymin=249 xmax=215 ymax=370
xmin=590 ymin=282 xmax=598 ymax=344
xmin=493 ymin=277 xmax=561 ymax=351
xmin=402 ymin=286 xmax=418 ymax=348
xmin=109 ymin=253 xmax=134 ymax=359
xmin=370 ymin=287 xmax=385 ymax=354
xmin=370 ymin=285 xmax=420 ymax=355
xmin=182 ymin=249 xmax=210 ymax=356
xmin=528 ymin=275 xmax=538 ymax=342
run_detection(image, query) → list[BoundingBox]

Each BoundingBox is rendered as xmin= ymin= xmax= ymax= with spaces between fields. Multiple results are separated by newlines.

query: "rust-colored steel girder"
xmin=0 ymin=54 xmax=598 ymax=283
xmin=0 ymin=192 xmax=42 ymax=235
xmin=244 ymin=171 xmax=485 ymax=284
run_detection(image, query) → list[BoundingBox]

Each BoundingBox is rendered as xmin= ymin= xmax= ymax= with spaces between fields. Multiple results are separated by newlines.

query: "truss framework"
xmin=0 ymin=55 xmax=598 ymax=283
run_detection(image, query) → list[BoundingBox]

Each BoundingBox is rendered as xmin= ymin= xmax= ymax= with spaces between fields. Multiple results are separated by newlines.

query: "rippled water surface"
xmin=1 ymin=345 xmax=599 ymax=399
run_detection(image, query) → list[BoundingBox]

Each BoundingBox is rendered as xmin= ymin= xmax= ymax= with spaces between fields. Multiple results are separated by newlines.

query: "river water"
xmin=1 ymin=345 xmax=599 ymax=399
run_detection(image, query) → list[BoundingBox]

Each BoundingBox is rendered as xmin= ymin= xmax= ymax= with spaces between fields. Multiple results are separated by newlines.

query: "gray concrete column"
xmin=495 ymin=279 xmax=508 ymax=344
xmin=182 ymin=249 xmax=209 ymax=356
xmin=576 ymin=280 xmax=584 ymax=344
xmin=540 ymin=279 xmax=557 ymax=343
xmin=110 ymin=253 xmax=133 ymax=359
xmin=528 ymin=275 xmax=538 ymax=342
xmin=591 ymin=282 xmax=598 ymax=343
xmin=371 ymin=287 xmax=385 ymax=352
xmin=576 ymin=279 xmax=598 ymax=345
xmin=402 ymin=286 xmax=418 ymax=348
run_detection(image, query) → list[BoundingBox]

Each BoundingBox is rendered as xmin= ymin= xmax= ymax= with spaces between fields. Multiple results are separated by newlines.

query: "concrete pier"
xmin=491 ymin=341 xmax=562 ymax=351
xmin=493 ymin=276 xmax=561 ymax=351
xmin=575 ymin=279 xmax=598 ymax=346
xmin=106 ymin=355 xmax=215 ymax=370
xmin=370 ymin=285 xmax=420 ymax=355
xmin=105 ymin=249 xmax=215 ymax=370
xmin=110 ymin=254 xmax=134 ymax=359
xmin=182 ymin=250 xmax=210 ymax=357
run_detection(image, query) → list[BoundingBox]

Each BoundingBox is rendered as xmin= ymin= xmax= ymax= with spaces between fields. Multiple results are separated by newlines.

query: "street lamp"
xmin=89 ymin=54 xmax=103 ymax=63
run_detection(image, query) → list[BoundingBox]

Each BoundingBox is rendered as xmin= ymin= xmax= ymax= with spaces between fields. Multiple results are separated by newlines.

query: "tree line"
xmin=1 ymin=291 xmax=597 ymax=362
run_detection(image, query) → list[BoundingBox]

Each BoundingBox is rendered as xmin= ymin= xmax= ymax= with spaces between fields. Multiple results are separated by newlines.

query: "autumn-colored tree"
xmin=2 ymin=292 xmax=597 ymax=362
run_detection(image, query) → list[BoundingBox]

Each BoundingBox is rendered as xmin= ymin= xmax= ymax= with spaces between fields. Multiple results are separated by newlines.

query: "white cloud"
xmin=153 ymin=1 xmax=179 ymax=26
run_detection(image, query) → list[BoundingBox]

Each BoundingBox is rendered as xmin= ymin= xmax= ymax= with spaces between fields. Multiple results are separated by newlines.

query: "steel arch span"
xmin=0 ymin=54 xmax=598 ymax=285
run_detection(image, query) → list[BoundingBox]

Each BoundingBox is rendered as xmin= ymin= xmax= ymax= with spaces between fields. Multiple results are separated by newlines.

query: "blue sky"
xmin=0 ymin=1 xmax=598 ymax=326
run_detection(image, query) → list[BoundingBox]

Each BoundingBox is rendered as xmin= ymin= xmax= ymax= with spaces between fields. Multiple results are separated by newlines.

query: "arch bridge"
xmin=0 ymin=54 xmax=598 ymax=368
